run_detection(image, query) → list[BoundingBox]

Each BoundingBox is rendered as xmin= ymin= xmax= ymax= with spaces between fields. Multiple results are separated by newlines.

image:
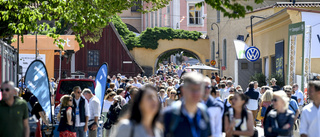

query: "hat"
xmin=270 ymin=78 xmax=277 ymax=82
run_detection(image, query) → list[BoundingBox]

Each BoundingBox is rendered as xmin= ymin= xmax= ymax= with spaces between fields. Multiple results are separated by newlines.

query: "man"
xmin=270 ymin=78 xmax=280 ymax=91
xmin=163 ymin=72 xmax=211 ymax=137
xmin=111 ymin=75 xmax=119 ymax=88
xmin=132 ymin=77 xmax=142 ymax=88
xmin=245 ymin=82 xmax=260 ymax=126
xmin=300 ymin=81 xmax=320 ymax=137
xmin=283 ymin=85 xmax=300 ymax=121
xmin=211 ymin=72 xmax=216 ymax=80
xmin=0 ymin=81 xmax=29 ymax=137
xmin=119 ymin=87 xmax=139 ymax=117
xmin=174 ymin=79 xmax=180 ymax=90
xmin=19 ymin=78 xmax=26 ymax=89
xmin=119 ymin=78 xmax=126 ymax=89
xmin=73 ymin=86 xmax=90 ymax=137
xmin=215 ymin=72 xmax=220 ymax=84
xmin=219 ymin=83 xmax=227 ymax=100
xmin=292 ymin=83 xmax=304 ymax=110
xmin=225 ymin=80 xmax=233 ymax=98
xmin=203 ymin=77 xmax=223 ymax=137
xmin=82 ymin=88 xmax=101 ymax=137
xmin=211 ymin=79 xmax=218 ymax=90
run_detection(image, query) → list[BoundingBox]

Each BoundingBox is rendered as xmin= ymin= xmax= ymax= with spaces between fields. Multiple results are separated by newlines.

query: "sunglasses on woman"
xmin=0 ymin=88 xmax=10 ymax=92
xmin=271 ymin=98 xmax=278 ymax=102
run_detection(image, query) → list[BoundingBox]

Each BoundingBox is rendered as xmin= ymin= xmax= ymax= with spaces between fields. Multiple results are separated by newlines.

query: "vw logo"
xmin=245 ymin=47 xmax=260 ymax=62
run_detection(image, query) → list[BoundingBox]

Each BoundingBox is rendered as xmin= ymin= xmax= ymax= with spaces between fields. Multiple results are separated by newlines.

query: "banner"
xmin=19 ymin=54 xmax=46 ymax=77
xmin=233 ymin=40 xmax=249 ymax=59
xmin=24 ymin=60 xmax=52 ymax=122
xmin=95 ymin=63 xmax=108 ymax=113
xmin=275 ymin=40 xmax=284 ymax=82
xmin=301 ymin=12 xmax=320 ymax=58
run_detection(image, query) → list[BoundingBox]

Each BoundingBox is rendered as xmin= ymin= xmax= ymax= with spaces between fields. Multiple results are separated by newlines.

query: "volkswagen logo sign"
xmin=245 ymin=47 xmax=260 ymax=62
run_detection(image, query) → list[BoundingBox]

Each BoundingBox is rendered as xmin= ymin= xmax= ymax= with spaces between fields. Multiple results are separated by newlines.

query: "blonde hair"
xmin=227 ymin=94 xmax=234 ymax=104
xmin=60 ymin=95 xmax=72 ymax=107
xmin=166 ymin=87 xmax=173 ymax=93
xmin=170 ymin=90 xmax=177 ymax=95
xmin=104 ymin=91 xmax=116 ymax=100
xmin=262 ymin=90 xmax=273 ymax=102
xmin=273 ymin=90 xmax=289 ymax=110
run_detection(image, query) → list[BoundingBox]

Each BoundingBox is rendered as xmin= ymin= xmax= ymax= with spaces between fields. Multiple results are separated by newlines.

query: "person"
xmin=104 ymin=95 xmax=124 ymax=136
xmin=102 ymin=91 xmax=116 ymax=137
xmin=292 ymin=83 xmax=304 ymax=110
xmin=72 ymin=86 xmax=89 ymax=137
xmin=132 ymin=77 xmax=142 ymax=88
xmin=300 ymin=81 xmax=320 ymax=137
xmin=253 ymin=81 xmax=260 ymax=94
xmin=270 ymin=78 xmax=280 ymax=91
xmin=225 ymin=80 xmax=233 ymax=99
xmin=244 ymin=82 xmax=260 ymax=126
xmin=116 ymin=88 xmax=127 ymax=105
xmin=0 ymin=81 xmax=30 ymax=137
xmin=111 ymin=75 xmax=120 ymax=88
xmin=164 ymin=90 xmax=176 ymax=107
xmin=82 ymin=88 xmax=101 ymax=137
xmin=18 ymin=78 xmax=26 ymax=89
xmin=215 ymin=72 xmax=220 ymax=84
xmin=264 ymin=90 xmax=294 ymax=136
xmin=224 ymin=92 xmax=254 ymax=137
xmin=113 ymin=85 xmax=163 ymax=137
xmin=283 ymin=86 xmax=300 ymax=122
xmin=157 ymin=89 xmax=166 ymax=108
xmin=220 ymin=83 xmax=228 ymax=100
xmin=163 ymin=72 xmax=211 ymax=137
xmin=258 ymin=90 xmax=273 ymax=126
xmin=57 ymin=95 xmax=76 ymax=137
xmin=203 ymin=77 xmax=223 ymax=137
xmin=119 ymin=87 xmax=139 ymax=117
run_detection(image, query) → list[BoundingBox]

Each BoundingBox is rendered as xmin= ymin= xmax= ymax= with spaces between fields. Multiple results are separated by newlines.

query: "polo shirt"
xmin=288 ymin=99 xmax=299 ymax=115
xmin=300 ymin=103 xmax=320 ymax=136
xmin=0 ymin=96 xmax=29 ymax=137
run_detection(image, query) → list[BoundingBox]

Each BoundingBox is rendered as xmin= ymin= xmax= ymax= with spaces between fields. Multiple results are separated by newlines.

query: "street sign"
xmin=210 ymin=60 xmax=216 ymax=66
xmin=221 ymin=66 xmax=226 ymax=70
xmin=245 ymin=46 xmax=260 ymax=62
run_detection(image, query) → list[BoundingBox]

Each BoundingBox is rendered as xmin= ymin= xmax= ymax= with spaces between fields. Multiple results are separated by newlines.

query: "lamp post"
xmin=250 ymin=15 xmax=266 ymax=46
xmin=211 ymin=22 xmax=221 ymax=75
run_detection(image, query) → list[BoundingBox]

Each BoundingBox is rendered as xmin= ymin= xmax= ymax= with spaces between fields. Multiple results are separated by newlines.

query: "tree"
xmin=1 ymin=0 xmax=263 ymax=49
xmin=0 ymin=0 xmax=169 ymax=49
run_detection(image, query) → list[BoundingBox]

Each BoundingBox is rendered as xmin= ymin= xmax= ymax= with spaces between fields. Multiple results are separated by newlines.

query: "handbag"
xmin=256 ymin=108 xmax=264 ymax=120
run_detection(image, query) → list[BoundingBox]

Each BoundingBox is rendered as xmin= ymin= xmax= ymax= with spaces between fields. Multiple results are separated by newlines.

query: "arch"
xmin=154 ymin=48 xmax=202 ymax=73
xmin=125 ymin=23 xmax=140 ymax=33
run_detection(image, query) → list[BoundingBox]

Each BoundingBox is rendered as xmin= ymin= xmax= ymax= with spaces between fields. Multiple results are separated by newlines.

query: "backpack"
xmin=104 ymin=102 xmax=122 ymax=129
xmin=226 ymin=108 xmax=258 ymax=137
xmin=168 ymin=101 xmax=210 ymax=137
xmin=222 ymin=99 xmax=230 ymax=132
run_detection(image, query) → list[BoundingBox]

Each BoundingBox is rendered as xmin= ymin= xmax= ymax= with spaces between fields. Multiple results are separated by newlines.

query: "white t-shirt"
xmin=220 ymin=88 xmax=229 ymax=100
xmin=74 ymin=96 xmax=89 ymax=127
xmin=300 ymin=103 xmax=320 ymax=136
xmin=102 ymin=100 xmax=113 ymax=113
xmin=132 ymin=83 xmax=142 ymax=88
xmin=88 ymin=96 xmax=101 ymax=121
xmin=294 ymin=90 xmax=304 ymax=106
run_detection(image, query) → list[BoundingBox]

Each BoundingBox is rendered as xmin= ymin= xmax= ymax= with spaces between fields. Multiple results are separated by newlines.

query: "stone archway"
xmin=130 ymin=39 xmax=210 ymax=75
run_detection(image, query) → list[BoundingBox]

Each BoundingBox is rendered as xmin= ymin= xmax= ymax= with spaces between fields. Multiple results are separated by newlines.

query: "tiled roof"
xmin=274 ymin=2 xmax=320 ymax=8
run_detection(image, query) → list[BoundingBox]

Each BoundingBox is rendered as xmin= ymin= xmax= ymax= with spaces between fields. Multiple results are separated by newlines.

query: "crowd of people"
xmin=0 ymin=62 xmax=320 ymax=137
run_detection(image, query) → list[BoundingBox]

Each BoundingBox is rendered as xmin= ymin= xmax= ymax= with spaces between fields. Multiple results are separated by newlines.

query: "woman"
xmin=225 ymin=92 xmax=254 ymax=137
xmin=258 ymin=90 xmax=273 ymax=126
xmin=103 ymin=92 xmax=116 ymax=115
xmin=104 ymin=95 xmax=125 ymax=135
xmin=57 ymin=95 xmax=76 ymax=137
xmin=264 ymin=90 xmax=294 ymax=137
xmin=164 ymin=90 xmax=176 ymax=107
xmin=158 ymin=89 xmax=166 ymax=107
xmin=113 ymin=84 xmax=163 ymax=137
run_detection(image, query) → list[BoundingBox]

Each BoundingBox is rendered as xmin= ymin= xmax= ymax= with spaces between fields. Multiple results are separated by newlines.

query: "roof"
xmin=109 ymin=22 xmax=145 ymax=73
xmin=247 ymin=2 xmax=320 ymax=14
xmin=246 ymin=7 xmax=320 ymax=29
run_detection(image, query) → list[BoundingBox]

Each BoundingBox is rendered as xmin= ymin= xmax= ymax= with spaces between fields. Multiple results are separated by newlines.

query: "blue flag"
xmin=95 ymin=63 xmax=108 ymax=113
xmin=24 ymin=60 xmax=52 ymax=122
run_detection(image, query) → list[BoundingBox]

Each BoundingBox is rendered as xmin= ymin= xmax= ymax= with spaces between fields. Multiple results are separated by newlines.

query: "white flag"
xmin=233 ymin=40 xmax=249 ymax=59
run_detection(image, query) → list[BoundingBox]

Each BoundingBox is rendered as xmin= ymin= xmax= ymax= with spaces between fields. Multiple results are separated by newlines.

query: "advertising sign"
xmin=275 ymin=40 xmax=284 ymax=82
xmin=19 ymin=54 xmax=45 ymax=76
xmin=234 ymin=40 xmax=249 ymax=59
xmin=95 ymin=63 xmax=108 ymax=113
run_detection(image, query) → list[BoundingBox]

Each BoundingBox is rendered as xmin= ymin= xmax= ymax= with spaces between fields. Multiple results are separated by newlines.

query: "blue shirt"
xmin=288 ymin=99 xmax=299 ymax=115
xmin=163 ymin=102 xmax=211 ymax=137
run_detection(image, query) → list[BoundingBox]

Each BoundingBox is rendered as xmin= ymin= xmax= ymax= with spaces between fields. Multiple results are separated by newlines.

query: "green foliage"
xmin=112 ymin=15 xmax=202 ymax=50
xmin=250 ymin=73 xmax=267 ymax=86
xmin=200 ymin=0 xmax=264 ymax=18
xmin=0 ymin=0 xmax=169 ymax=49
xmin=268 ymin=73 xmax=285 ymax=88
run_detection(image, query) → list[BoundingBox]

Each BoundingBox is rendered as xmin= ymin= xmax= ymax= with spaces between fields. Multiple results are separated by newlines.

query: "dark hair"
xmin=211 ymin=87 xmax=217 ymax=95
xmin=107 ymin=79 xmax=111 ymax=83
xmin=308 ymin=81 xmax=320 ymax=92
xmin=248 ymin=82 xmax=254 ymax=89
xmin=116 ymin=88 xmax=124 ymax=95
xmin=129 ymin=84 xmax=160 ymax=128
xmin=220 ymin=83 xmax=226 ymax=88
xmin=236 ymin=92 xmax=249 ymax=107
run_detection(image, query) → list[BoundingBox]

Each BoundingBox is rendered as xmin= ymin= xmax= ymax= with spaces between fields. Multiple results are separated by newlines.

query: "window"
xmin=165 ymin=5 xmax=170 ymax=27
xmin=217 ymin=10 xmax=220 ymax=23
xmin=212 ymin=41 xmax=215 ymax=61
xmin=151 ymin=12 xmax=154 ymax=28
xmin=155 ymin=10 xmax=158 ymax=27
xmin=146 ymin=13 xmax=149 ymax=28
xmin=188 ymin=3 xmax=202 ymax=25
xmin=159 ymin=9 xmax=162 ymax=27
xmin=88 ymin=50 xmax=99 ymax=66
xmin=131 ymin=0 xmax=141 ymax=12
xmin=254 ymin=62 xmax=261 ymax=70
xmin=223 ymin=39 xmax=227 ymax=67
xmin=241 ymin=63 xmax=248 ymax=70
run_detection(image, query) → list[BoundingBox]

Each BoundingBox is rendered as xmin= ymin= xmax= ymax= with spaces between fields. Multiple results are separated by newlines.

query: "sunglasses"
xmin=76 ymin=91 xmax=81 ymax=94
xmin=69 ymin=100 xmax=73 ymax=102
xmin=271 ymin=98 xmax=278 ymax=102
xmin=171 ymin=93 xmax=176 ymax=94
xmin=0 ymin=88 xmax=10 ymax=92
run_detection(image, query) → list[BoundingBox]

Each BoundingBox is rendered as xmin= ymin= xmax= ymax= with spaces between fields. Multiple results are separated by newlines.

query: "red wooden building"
xmin=54 ymin=23 xmax=144 ymax=78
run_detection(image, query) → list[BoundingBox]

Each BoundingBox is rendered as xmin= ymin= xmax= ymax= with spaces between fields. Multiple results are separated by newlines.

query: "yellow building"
xmin=207 ymin=1 xmax=320 ymax=87
xmin=249 ymin=7 xmax=320 ymax=88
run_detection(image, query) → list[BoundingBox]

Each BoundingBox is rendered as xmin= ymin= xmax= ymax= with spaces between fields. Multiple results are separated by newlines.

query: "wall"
xmin=118 ymin=9 xmax=142 ymax=32
xmin=130 ymin=39 xmax=211 ymax=74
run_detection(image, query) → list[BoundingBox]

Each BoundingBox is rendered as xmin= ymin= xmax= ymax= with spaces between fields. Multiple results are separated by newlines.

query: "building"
xmin=207 ymin=1 xmax=320 ymax=88
xmin=249 ymin=7 xmax=320 ymax=90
